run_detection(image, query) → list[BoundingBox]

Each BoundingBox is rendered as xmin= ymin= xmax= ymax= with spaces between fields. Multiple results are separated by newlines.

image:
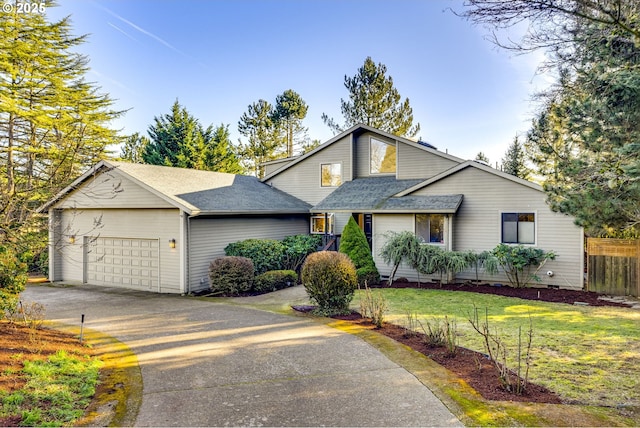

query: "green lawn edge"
xmin=43 ymin=322 xmax=143 ymax=427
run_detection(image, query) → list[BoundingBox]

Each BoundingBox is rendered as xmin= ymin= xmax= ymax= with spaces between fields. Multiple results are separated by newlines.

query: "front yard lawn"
xmin=355 ymin=288 xmax=640 ymax=410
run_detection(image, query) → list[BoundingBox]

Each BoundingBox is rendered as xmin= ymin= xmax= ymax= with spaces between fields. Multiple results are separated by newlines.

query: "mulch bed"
xmin=374 ymin=280 xmax=632 ymax=307
xmin=293 ymin=282 xmax=632 ymax=403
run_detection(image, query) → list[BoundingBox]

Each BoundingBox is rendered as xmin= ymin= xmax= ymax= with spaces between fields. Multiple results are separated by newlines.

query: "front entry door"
xmin=353 ymin=213 xmax=373 ymax=249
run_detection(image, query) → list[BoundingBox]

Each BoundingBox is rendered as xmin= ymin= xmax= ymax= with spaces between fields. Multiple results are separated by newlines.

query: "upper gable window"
xmin=370 ymin=138 xmax=396 ymax=174
xmin=321 ymin=163 xmax=342 ymax=187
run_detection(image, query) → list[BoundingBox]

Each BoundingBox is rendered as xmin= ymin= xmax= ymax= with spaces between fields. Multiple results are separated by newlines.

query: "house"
xmin=41 ymin=124 xmax=584 ymax=293
xmin=262 ymin=124 xmax=584 ymax=289
xmin=40 ymin=161 xmax=310 ymax=294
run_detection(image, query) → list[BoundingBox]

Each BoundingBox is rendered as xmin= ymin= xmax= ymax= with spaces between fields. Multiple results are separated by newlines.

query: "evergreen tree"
xmin=339 ymin=217 xmax=380 ymax=286
xmin=142 ymin=100 xmax=241 ymax=173
xmin=300 ymin=139 xmax=322 ymax=154
xmin=204 ymin=124 xmax=243 ymax=174
xmin=0 ymin=4 xmax=122 ymax=251
xmin=521 ymin=4 xmax=640 ymax=236
xmin=120 ymin=133 xmax=149 ymax=163
xmin=272 ymin=89 xmax=309 ymax=157
xmin=143 ymin=100 xmax=205 ymax=168
xmin=322 ymin=57 xmax=420 ymax=138
xmin=501 ymin=136 xmax=530 ymax=179
xmin=237 ymin=99 xmax=280 ymax=178
xmin=475 ymin=152 xmax=490 ymax=164
xmin=462 ymin=0 xmax=640 ymax=236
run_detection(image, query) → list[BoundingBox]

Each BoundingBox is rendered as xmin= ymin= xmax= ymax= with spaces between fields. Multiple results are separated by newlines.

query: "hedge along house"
xmin=40 ymin=161 xmax=311 ymax=294
xmin=262 ymin=124 xmax=585 ymax=289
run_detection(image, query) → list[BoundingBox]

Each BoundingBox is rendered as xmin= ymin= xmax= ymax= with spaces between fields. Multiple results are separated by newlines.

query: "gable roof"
xmin=39 ymin=160 xmax=311 ymax=216
xmin=262 ymin=123 xmax=464 ymax=181
xmin=397 ymin=160 xmax=543 ymax=197
xmin=311 ymin=176 xmax=463 ymax=214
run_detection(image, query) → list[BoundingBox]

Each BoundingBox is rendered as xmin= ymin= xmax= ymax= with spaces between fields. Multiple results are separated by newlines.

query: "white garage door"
xmin=85 ymin=237 xmax=159 ymax=291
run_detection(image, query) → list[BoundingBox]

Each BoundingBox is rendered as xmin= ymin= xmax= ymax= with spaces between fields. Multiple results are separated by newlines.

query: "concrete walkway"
xmin=23 ymin=284 xmax=462 ymax=427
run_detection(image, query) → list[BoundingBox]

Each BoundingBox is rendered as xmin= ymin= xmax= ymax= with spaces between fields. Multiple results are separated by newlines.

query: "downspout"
xmin=185 ymin=213 xmax=192 ymax=295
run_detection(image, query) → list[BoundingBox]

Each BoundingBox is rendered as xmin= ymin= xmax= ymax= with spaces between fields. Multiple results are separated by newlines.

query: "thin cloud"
xmin=97 ymin=3 xmax=190 ymax=59
xmin=107 ymin=22 xmax=139 ymax=43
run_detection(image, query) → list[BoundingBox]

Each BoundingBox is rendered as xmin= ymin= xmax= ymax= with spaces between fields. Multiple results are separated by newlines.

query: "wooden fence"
xmin=587 ymin=238 xmax=640 ymax=297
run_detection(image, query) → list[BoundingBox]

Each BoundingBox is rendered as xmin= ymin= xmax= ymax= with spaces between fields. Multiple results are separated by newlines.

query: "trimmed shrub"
xmin=224 ymin=239 xmax=285 ymax=274
xmin=208 ymin=256 xmax=254 ymax=295
xmin=490 ymin=244 xmax=556 ymax=288
xmin=0 ymin=246 xmax=28 ymax=318
xmin=282 ymin=234 xmax=322 ymax=273
xmin=339 ymin=217 xmax=380 ymax=285
xmin=301 ymin=251 xmax=357 ymax=315
xmin=253 ymin=270 xmax=298 ymax=293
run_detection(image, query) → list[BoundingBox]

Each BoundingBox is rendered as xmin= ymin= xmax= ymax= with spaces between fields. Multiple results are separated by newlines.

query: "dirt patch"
xmin=0 ymin=320 xmax=96 ymax=426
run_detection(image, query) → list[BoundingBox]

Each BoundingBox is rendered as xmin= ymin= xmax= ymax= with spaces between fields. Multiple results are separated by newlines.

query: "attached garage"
xmin=85 ymin=237 xmax=160 ymax=291
xmin=40 ymin=161 xmax=311 ymax=294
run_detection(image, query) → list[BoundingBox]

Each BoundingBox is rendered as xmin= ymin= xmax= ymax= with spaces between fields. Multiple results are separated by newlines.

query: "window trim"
xmin=311 ymin=213 xmax=334 ymax=235
xmin=320 ymin=162 xmax=342 ymax=188
xmin=369 ymin=137 xmax=397 ymax=175
xmin=500 ymin=211 xmax=536 ymax=245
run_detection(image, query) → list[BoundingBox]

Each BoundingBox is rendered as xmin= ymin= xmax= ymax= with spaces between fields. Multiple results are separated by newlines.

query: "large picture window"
xmin=311 ymin=213 xmax=334 ymax=234
xmin=321 ymin=163 xmax=341 ymax=187
xmin=416 ymin=214 xmax=444 ymax=244
xmin=370 ymin=138 xmax=396 ymax=174
xmin=501 ymin=212 xmax=535 ymax=244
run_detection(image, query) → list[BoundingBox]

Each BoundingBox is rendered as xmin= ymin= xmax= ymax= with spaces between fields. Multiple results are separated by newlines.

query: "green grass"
xmin=355 ymin=288 xmax=640 ymax=408
xmin=0 ymin=350 xmax=103 ymax=427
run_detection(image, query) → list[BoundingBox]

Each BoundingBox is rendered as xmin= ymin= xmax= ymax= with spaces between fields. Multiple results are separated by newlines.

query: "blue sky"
xmin=47 ymin=0 xmax=549 ymax=165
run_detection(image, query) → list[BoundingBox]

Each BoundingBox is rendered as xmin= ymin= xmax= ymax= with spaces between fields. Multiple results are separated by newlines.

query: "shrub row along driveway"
xmin=23 ymin=284 xmax=461 ymax=427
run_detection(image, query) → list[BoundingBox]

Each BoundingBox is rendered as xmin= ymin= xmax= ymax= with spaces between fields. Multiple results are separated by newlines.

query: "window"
xmin=311 ymin=213 xmax=334 ymax=234
xmin=501 ymin=212 xmax=535 ymax=244
xmin=321 ymin=163 xmax=341 ymax=187
xmin=370 ymin=138 xmax=396 ymax=174
xmin=416 ymin=214 xmax=444 ymax=244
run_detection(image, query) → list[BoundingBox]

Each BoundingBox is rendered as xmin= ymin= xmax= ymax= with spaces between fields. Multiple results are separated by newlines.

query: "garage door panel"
xmin=85 ymin=237 xmax=159 ymax=291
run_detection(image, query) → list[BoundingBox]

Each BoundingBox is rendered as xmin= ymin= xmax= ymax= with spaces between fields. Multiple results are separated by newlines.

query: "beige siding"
xmin=396 ymin=143 xmax=459 ymax=179
xmin=372 ymin=214 xmax=422 ymax=280
xmin=54 ymin=171 xmax=173 ymax=209
xmin=54 ymin=208 xmax=182 ymax=293
xmin=265 ymin=135 xmax=352 ymax=205
xmin=188 ymin=215 xmax=309 ymax=292
xmin=411 ymin=167 xmax=583 ymax=289
xmin=264 ymin=158 xmax=296 ymax=176
xmin=355 ymin=132 xmax=396 ymax=178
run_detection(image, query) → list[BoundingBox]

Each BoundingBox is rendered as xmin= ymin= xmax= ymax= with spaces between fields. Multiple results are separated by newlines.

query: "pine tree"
xmin=0 ymin=4 xmax=122 ymax=250
xmin=475 ymin=152 xmax=490 ymax=164
xmin=237 ymin=99 xmax=281 ymax=178
xmin=272 ymin=89 xmax=309 ymax=157
xmin=501 ymin=137 xmax=530 ymax=179
xmin=322 ymin=57 xmax=420 ymax=138
xmin=120 ymin=133 xmax=149 ymax=163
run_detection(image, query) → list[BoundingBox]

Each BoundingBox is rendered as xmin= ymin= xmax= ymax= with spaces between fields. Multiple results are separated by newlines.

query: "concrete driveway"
xmin=23 ymin=284 xmax=462 ymax=427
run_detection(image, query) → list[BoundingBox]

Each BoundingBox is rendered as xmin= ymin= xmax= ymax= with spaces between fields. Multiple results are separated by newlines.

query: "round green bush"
xmin=208 ymin=256 xmax=254 ymax=295
xmin=224 ymin=239 xmax=285 ymax=274
xmin=253 ymin=270 xmax=297 ymax=293
xmin=301 ymin=251 xmax=357 ymax=315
